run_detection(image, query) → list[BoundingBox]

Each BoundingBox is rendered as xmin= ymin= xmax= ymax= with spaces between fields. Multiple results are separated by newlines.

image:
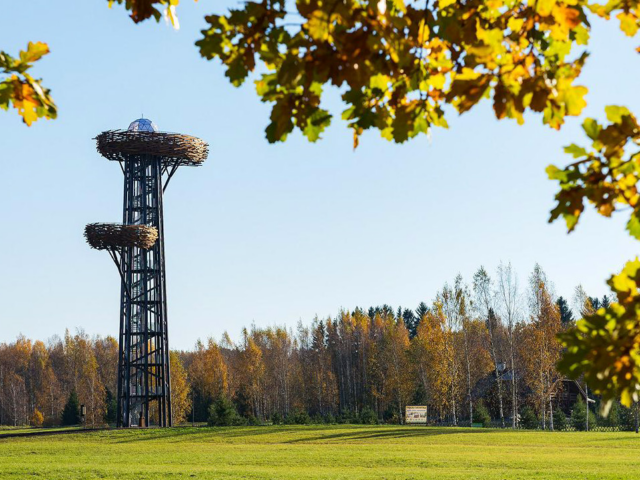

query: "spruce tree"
xmin=61 ymin=390 xmax=81 ymax=426
xmin=571 ymin=397 xmax=597 ymax=431
xmin=104 ymin=389 xmax=117 ymax=424
xmin=556 ymin=297 xmax=574 ymax=325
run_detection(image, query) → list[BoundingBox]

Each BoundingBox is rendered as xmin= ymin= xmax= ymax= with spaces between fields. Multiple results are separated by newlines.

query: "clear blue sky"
xmin=1 ymin=1 xmax=639 ymax=350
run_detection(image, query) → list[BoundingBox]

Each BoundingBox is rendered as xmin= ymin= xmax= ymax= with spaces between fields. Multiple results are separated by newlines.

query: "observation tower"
xmin=85 ymin=118 xmax=208 ymax=427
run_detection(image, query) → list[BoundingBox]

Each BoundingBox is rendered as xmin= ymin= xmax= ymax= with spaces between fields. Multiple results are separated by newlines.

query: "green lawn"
xmin=1 ymin=425 xmax=639 ymax=479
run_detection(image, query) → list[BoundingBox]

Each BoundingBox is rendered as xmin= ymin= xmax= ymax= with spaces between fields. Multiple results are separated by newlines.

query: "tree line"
xmin=0 ymin=263 xmax=630 ymax=429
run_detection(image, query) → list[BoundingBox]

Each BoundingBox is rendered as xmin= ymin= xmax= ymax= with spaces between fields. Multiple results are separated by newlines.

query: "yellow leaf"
xmin=370 ymin=74 xmax=390 ymax=91
xmin=507 ymin=17 xmax=524 ymax=32
xmin=562 ymin=86 xmax=588 ymax=116
xmin=618 ymin=12 xmax=639 ymax=37
xmin=427 ymin=73 xmax=446 ymax=90
xmin=307 ymin=11 xmax=331 ymax=41
xmin=20 ymin=42 xmax=50 ymax=64
xmin=536 ymin=0 xmax=556 ymax=17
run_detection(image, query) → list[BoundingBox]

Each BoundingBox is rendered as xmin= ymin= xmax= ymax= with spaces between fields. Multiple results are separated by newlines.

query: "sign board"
xmin=405 ymin=405 xmax=427 ymax=424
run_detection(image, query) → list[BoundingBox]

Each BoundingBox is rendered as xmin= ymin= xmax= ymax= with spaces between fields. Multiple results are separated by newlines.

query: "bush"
xmin=246 ymin=414 xmax=261 ymax=426
xmin=472 ymin=401 xmax=491 ymax=428
xmin=30 ymin=408 xmax=44 ymax=427
xmin=311 ymin=413 xmax=324 ymax=424
xmin=291 ymin=410 xmax=311 ymax=425
xmin=571 ymin=398 xmax=597 ymax=431
xmin=271 ymin=412 xmax=283 ymax=425
xmin=61 ymin=390 xmax=81 ymax=426
xmin=207 ymin=397 xmax=245 ymax=426
xmin=521 ymin=406 xmax=539 ymax=430
xmin=359 ymin=407 xmax=378 ymax=425
xmin=619 ymin=404 xmax=638 ymax=431
xmin=337 ymin=411 xmax=356 ymax=424
xmin=598 ymin=401 xmax=620 ymax=428
xmin=324 ymin=413 xmax=336 ymax=424
xmin=552 ymin=409 xmax=567 ymax=431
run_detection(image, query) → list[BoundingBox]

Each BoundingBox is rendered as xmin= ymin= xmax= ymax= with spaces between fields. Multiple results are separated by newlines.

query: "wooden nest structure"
xmin=84 ymin=223 xmax=159 ymax=250
xmin=95 ymin=130 xmax=208 ymax=166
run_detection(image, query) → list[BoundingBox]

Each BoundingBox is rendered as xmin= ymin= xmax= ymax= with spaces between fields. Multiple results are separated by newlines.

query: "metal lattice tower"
xmin=85 ymin=119 xmax=208 ymax=427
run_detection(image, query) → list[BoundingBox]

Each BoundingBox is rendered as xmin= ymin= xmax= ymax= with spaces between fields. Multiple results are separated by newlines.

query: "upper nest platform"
xmin=95 ymin=130 xmax=209 ymax=166
xmin=85 ymin=223 xmax=159 ymax=250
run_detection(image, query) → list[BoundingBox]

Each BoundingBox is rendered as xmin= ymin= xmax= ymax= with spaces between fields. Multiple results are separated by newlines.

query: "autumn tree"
xmin=188 ymin=338 xmax=229 ymax=420
xmin=473 ymin=267 xmax=506 ymax=427
xmin=378 ymin=315 xmax=413 ymax=422
xmin=496 ymin=261 xmax=522 ymax=428
xmin=235 ymin=329 xmax=266 ymax=420
xmin=412 ymin=308 xmax=451 ymax=420
xmin=522 ymin=265 xmax=563 ymax=430
xmin=170 ymin=351 xmax=190 ymax=424
xmin=93 ymin=336 xmax=118 ymax=399
xmin=297 ymin=320 xmax=338 ymax=416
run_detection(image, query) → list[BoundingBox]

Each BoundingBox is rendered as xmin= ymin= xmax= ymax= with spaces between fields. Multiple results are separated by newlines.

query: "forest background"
xmin=1 ymin=263 xmax=627 ymax=431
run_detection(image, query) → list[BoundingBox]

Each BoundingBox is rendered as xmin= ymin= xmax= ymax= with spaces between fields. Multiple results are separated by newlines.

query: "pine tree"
xmin=571 ymin=397 xmax=597 ymax=431
xmin=402 ymin=309 xmax=417 ymax=339
xmin=207 ymin=396 xmax=244 ymax=426
xmin=556 ymin=297 xmax=574 ymax=325
xmin=61 ymin=390 xmax=80 ymax=426
xmin=415 ymin=303 xmax=429 ymax=322
xmin=104 ymin=389 xmax=116 ymax=424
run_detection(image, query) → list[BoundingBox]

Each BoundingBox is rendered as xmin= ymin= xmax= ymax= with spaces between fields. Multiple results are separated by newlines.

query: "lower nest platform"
xmin=85 ymin=223 xmax=159 ymax=250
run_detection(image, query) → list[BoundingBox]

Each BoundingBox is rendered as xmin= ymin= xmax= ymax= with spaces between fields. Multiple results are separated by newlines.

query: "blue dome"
xmin=128 ymin=118 xmax=158 ymax=132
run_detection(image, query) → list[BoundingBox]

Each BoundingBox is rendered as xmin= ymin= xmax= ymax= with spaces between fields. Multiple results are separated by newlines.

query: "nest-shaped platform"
xmin=85 ymin=223 xmax=159 ymax=250
xmin=95 ymin=130 xmax=208 ymax=166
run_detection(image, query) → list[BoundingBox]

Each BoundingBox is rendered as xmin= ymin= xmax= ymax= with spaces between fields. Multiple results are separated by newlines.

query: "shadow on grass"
xmin=282 ymin=426 xmax=502 ymax=444
xmin=103 ymin=425 xmax=503 ymax=445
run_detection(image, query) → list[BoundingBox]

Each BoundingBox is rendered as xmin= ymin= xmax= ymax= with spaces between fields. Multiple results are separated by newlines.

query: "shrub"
xmin=246 ymin=414 xmax=261 ymax=426
xmin=337 ymin=411 xmax=356 ymax=424
xmin=598 ymin=401 xmax=620 ymax=428
xmin=552 ymin=409 xmax=567 ymax=431
xmin=292 ymin=410 xmax=311 ymax=425
xmin=271 ymin=412 xmax=283 ymax=425
xmin=324 ymin=413 xmax=336 ymax=424
xmin=521 ymin=406 xmax=539 ymax=430
xmin=61 ymin=390 xmax=81 ymax=426
xmin=472 ymin=401 xmax=491 ymax=427
xmin=571 ymin=397 xmax=597 ymax=431
xmin=385 ymin=414 xmax=400 ymax=425
xmin=619 ymin=404 xmax=638 ymax=431
xmin=30 ymin=409 xmax=44 ymax=427
xmin=311 ymin=413 xmax=324 ymax=424
xmin=207 ymin=397 xmax=245 ymax=426
xmin=359 ymin=407 xmax=378 ymax=425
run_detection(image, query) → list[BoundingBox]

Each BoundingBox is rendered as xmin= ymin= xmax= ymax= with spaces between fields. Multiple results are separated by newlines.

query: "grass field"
xmin=1 ymin=425 xmax=640 ymax=479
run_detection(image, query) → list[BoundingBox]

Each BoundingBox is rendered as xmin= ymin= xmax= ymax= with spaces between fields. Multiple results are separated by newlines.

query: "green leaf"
xmin=582 ymin=118 xmax=601 ymax=140
xmin=546 ymin=164 xmax=567 ymax=182
xmin=627 ymin=214 xmax=640 ymax=240
xmin=605 ymin=105 xmax=632 ymax=124
xmin=302 ymin=109 xmax=332 ymax=142
xmin=564 ymin=144 xmax=588 ymax=159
